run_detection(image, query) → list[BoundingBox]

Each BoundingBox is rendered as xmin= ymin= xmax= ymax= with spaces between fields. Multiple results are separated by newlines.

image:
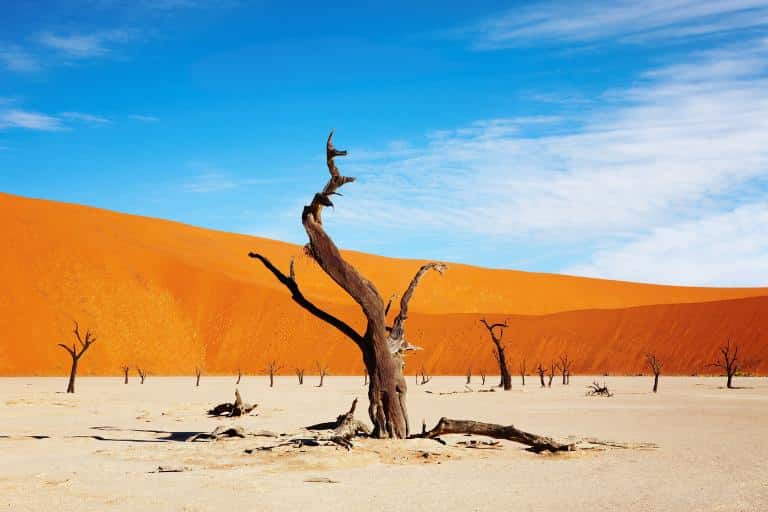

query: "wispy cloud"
xmin=37 ymin=29 xmax=135 ymax=59
xmin=60 ymin=111 xmax=111 ymax=124
xmin=325 ymin=39 xmax=768 ymax=285
xmin=0 ymin=109 xmax=64 ymax=131
xmin=129 ymin=114 xmax=159 ymax=122
xmin=0 ymin=46 xmax=40 ymax=72
xmin=181 ymin=172 xmax=239 ymax=193
xmin=465 ymin=0 xmax=768 ymax=49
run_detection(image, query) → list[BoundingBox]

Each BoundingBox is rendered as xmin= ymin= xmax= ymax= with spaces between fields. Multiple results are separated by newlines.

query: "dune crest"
xmin=1 ymin=192 xmax=766 ymax=376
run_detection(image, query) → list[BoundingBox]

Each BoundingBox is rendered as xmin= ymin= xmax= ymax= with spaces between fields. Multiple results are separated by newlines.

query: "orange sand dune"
xmin=1 ymin=192 xmax=766 ymax=376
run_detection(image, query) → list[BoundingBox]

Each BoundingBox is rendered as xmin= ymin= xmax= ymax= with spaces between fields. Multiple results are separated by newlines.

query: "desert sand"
xmin=2 ymin=192 xmax=767 ymax=377
xmin=1 ymin=376 xmax=766 ymax=511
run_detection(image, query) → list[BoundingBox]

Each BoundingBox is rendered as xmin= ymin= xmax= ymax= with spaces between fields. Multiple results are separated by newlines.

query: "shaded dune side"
xmin=1 ymin=192 xmax=766 ymax=376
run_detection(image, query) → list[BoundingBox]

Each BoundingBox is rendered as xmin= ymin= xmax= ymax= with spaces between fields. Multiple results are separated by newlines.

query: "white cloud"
xmin=564 ymin=203 xmax=768 ymax=286
xmin=467 ymin=0 xmax=768 ymax=49
xmin=60 ymin=111 xmax=111 ymax=124
xmin=181 ymin=172 xmax=239 ymax=193
xmin=37 ymin=29 xmax=134 ymax=59
xmin=324 ymin=40 xmax=768 ymax=285
xmin=0 ymin=46 xmax=39 ymax=72
xmin=129 ymin=114 xmax=159 ymax=122
xmin=0 ymin=109 xmax=64 ymax=131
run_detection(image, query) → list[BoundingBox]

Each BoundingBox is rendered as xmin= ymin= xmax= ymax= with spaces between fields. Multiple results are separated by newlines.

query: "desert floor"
xmin=1 ymin=376 xmax=766 ymax=511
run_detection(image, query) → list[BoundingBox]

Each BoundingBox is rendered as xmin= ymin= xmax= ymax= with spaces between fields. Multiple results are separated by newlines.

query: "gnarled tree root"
xmin=307 ymin=398 xmax=371 ymax=449
xmin=415 ymin=418 xmax=574 ymax=453
xmin=207 ymin=389 xmax=257 ymax=417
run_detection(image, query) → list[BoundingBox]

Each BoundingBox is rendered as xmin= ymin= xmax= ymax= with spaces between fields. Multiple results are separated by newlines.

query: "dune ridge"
xmin=1 ymin=192 xmax=766 ymax=376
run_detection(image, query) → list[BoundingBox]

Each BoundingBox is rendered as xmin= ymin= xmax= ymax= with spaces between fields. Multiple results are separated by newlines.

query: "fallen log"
xmin=207 ymin=389 xmax=257 ymax=417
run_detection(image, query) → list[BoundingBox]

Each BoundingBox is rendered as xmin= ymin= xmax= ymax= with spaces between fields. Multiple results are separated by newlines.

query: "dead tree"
xmin=519 ymin=359 xmax=526 ymax=386
xmin=266 ymin=361 xmax=282 ymax=388
xmin=645 ymin=353 xmax=663 ymax=393
xmin=316 ymin=362 xmax=329 ymax=387
xmin=547 ymin=362 xmax=555 ymax=388
xmin=249 ymin=132 xmax=446 ymax=438
xmin=419 ymin=418 xmax=572 ymax=453
xmin=558 ymin=354 xmax=573 ymax=385
xmin=137 ymin=367 xmax=147 ymax=384
xmin=208 ymin=389 xmax=257 ymax=417
xmin=480 ymin=319 xmax=512 ymax=390
xmin=296 ymin=368 xmax=305 ymax=384
xmin=57 ymin=322 xmax=96 ymax=394
xmin=709 ymin=339 xmax=741 ymax=389
xmin=466 ymin=367 xmax=472 ymax=385
xmin=195 ymin=367 xmax=202 ymax=387
xmin=480 ymin=369 xmax=486 ymax=385
xmin=586 ymin=380 xmax=613 ymax=397
xmin=121 ymin=365 xmax=129 ymax=384
xmin=536 ymin=363 xmax=547 ymax=387
xmin=418 ymin=365 xmax=432 ymax=385
xmin=236 ymin=368 xmax=242 ymax=385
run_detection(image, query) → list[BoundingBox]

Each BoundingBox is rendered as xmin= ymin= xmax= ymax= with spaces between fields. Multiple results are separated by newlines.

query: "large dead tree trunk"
xmin=709 ymin=340 xmax=741 ymax=389
xmin=249 ymin=132 xmax=446 ymax=438
xmin=645 ymin=353 xmax=663 ymax=393
xmin=57 ymin=322 xmax=96 ymax=394
xmin=481 ymin=319 xmax=511 ymax=390
xmin=418 ymin=418 xmax=572 ymax=453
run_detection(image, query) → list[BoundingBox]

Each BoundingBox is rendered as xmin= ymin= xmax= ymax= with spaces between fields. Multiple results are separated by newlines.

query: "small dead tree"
xmin=645 ymin=353 xmax=663 ymax=393
xmin=480 ymin=368 xmax=486 ymax=385
xmin=418 ymin=365 xmax=432 ymax=385
xmin=316 ymin=362 xmax=329 ymax=387
xmin=236 ymin=368 xmax=242 ymax=385
xmin=558 ymin=354 xmax=573 ymax=385
xmin=195 ymin=367 xmax=202 ymax=387
xmin=586 ymin=380 xmax=613 ymax=397
xmin=480 ymin=319 xmax=512 ymax=390
xmin=296 ymin=368 xmax=305 ymax=384
xmin=547 ymin=362 xmax=555 ymax=388
xmin=466 ymin=366 xmax=472 ymax=385
xmin=709 ymin=339 xmax=741 ymax=389
xmin=121 ymin=365 xmax=129 ymax=384
xmin=536 ymin=363 xmax=547 ymax=387
xmin=137 ymin=367 xmax=147 ymax=384
xmin=519 ymin=359 xmax=527 ymax=386
xmin=57 ymin=322 xmax=96 ymax=394
xmin=266 ymin=361 xmax=282 ymax=388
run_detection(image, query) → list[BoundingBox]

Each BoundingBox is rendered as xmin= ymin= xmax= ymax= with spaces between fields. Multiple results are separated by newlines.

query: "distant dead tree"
xmin=480 ymin=368 xmax=487 ymax=385
xmin=266 ymin=361 xmax=282 ymax=388
xmin=480 ymin=319 xmax=512 ymax=390
xmin=709 ymin=339 xmax=741 ymax=389
xmin=519 ymin=359 xmax=527 ymax=386
xmin=296 ymin=368 xmax=305 ymax=384
xmin=137 ymin=367 xmax=147 ymax=384
xmin=547 ymin=362 xmax=556 ymax=388
xmin=557 ymin=354 xmax=573 ymax=385
xmin=418 ymin=365 xmax=432 ymax=385
xmin=195 ymin=367 xmax=202 ymax=387
xmin=57 ymin=321 xmax=96 ymax=394
xmin=316 ymin=362 xmax=329 ymax=387
xmin=121 ymin=365 xmax=129 ymax=384
xmin=645 ymin=353 xmax=663 ymax=393
xmin=586 ymin=380 xmax=613 ymax=397
xmin=236 ymin=368 xmax=242 ymax=385
xmin=466 ymin=366 xmax=472 ymax=384
xmin=536 ymin=363 xmax=546 ymax=387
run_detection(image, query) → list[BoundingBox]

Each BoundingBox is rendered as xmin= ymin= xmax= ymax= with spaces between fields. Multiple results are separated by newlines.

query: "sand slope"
xmin=1 ymin=192 xmax=766 ymax=375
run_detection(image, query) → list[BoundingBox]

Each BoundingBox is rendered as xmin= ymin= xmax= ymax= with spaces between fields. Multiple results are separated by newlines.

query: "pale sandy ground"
xmin=1 ymin=376 xmax=766 ymax=511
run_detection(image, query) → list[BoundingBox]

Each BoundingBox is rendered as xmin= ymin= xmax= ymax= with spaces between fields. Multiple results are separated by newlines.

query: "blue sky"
xmin=2 ymin=0 xmax=768 ymax=286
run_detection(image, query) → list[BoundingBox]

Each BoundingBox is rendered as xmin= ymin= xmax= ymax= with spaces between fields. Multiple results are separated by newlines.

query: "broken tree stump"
xmin=207 ymin=389 xmax=258 ymax=417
